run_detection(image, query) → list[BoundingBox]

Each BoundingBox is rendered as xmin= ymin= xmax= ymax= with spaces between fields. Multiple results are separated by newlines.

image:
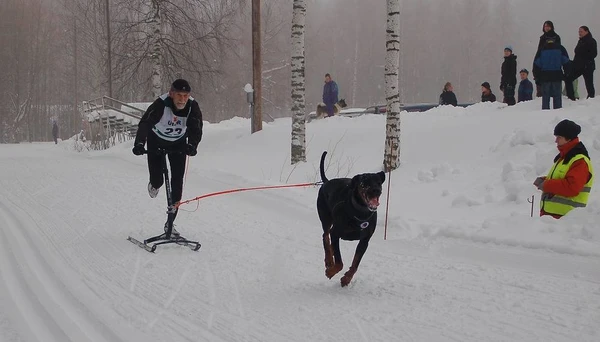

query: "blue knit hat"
xmin=504 ymin=45 xmax=513 ymax=53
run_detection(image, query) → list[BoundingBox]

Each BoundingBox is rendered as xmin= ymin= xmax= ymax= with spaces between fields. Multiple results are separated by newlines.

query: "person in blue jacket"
xmin=518 ymin=69 xmax=534 ymax=102
xmin=533 ymin=37 xmax=570 ymax=109
xmin=322 ymin=73 xmax=339 ymax=117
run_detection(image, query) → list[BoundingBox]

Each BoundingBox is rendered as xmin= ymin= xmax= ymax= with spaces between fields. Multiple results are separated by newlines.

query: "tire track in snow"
xmin=0 ymin=199 xmax=125 ymax=342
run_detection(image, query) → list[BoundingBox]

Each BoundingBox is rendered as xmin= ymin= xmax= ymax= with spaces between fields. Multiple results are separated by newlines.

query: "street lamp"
xmin=244 ymin=83 xmax=254 ymax=133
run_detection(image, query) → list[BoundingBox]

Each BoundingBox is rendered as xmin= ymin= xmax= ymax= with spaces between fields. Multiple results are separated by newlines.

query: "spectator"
xmin=533 ymin=36 xmax=570 ymax=109
xmin=563 ymin=79 xmax=580 ymax=100
xmin=500 ymin=46 xmax=517 ymax=105
xmin=322 ymin=73 xmax=339 ymax=117
xmin=52 ymin=121 xmax=59 ymax=144
xmin=481 ymin=82 xmax=496 ymax=102
xmin=565 ymin=26 xmax=597 ymax=100
xmin=518 ymin=68 xmax=534 ymax=102
xmin=439 ymin=82 xmax=458 ymax=106
xmin=534 ymin=21 xmax=562 ymax=97
xmin=533 ymin=119 xmax=593 ymax=218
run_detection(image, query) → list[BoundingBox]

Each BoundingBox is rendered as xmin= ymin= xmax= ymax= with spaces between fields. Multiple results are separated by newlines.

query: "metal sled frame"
xmin=128 ymin=148 xmax=201 ymax=253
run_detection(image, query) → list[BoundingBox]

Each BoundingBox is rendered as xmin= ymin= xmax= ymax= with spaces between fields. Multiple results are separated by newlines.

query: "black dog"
xmin=317 ymin=151 xmax=385 ymax=287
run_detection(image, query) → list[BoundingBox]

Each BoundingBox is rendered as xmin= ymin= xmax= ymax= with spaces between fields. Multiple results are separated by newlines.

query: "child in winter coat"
xmin=518 ymin=69 xmax=534 ymax=102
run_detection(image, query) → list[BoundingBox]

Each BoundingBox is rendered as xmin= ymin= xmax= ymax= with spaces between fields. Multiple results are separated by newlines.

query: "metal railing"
xmin=82 ymin=96 xmax=146 ymax=150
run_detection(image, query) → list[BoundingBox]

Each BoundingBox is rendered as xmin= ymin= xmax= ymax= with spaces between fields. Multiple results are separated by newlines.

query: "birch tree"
xmin=383 ymin=0 xmax=401 ymax=172
xmin=112 ymin=0 xmax=241 ymax=99
xmin=290 ymin=0 xmax=307 ymax=164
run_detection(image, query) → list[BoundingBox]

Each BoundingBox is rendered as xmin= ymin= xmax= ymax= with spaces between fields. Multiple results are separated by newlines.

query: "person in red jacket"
xmin=533 ymin=119 xmax=594 ymax=218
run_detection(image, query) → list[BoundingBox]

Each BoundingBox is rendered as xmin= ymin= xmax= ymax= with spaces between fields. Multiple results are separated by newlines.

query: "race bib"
xmin=152 ymin=107 xmax=188 ymax=141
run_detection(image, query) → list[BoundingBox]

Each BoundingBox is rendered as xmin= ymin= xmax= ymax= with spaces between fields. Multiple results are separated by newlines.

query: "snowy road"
xmin=1 ymin=105 xmax=600 ymax=341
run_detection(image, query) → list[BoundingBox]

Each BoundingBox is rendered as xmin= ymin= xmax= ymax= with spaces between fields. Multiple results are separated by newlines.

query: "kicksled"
xmin=128 ymin=148 xmax=201 ymax=253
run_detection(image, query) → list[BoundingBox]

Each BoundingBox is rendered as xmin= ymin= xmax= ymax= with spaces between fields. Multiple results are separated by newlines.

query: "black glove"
xmin=185 ymin=143 xmax=197 ymax=156
xmin=132 ymin=143 xmax=145 ymax=156
xmin=533 ymin=176 xmax=545 ymax=190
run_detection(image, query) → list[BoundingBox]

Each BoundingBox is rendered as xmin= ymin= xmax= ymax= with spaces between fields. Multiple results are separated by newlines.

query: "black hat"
xmin=481 ymin=82 xmax=491 ymax=90
xmin=520 ymin=68 xmax=529 ymax=74
xmin=171 ymin=79 xmax=191 ymax=92
xmin=554 ymin=119 xmax=581 ymax=140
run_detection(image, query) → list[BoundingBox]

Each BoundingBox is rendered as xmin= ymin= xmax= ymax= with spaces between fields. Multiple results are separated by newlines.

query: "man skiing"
xmin=132 ymin=79 xmax=203 ymax=235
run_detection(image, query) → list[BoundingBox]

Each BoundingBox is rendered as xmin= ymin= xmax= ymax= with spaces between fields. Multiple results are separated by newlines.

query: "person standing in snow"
xmin=481 ymin=82 xmax=496 ymax=102
xmin=500 ymin=46 xmax=517 ymax=106
xmin=439 ymin=82 xmax=458 ymax=106
xmin=533 ymin=36 xmax=570 ymax=110
xmin=518 ymin=69 xmax=534 ymax=102
xmin=565 ymin=26 xmax=597 ymax=100
xmin=132 ymin=79 xmax=203 ymax=235
xmin=322 ymin=73 xmax=339 ymax=117
xmin=52 ymin=121 xmax=59 ymax=144
xmin=534 ymin=119 xmax=593 ymax=219
xmin=534 ymin=21 xmax=562 ymax=97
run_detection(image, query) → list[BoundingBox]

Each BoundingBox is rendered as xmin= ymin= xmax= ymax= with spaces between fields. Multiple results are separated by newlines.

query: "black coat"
xmin=500 ymin=54 xmax=517 ymax=91
xmin=537 ymin=31 xmax=561 ymax=52
xmin=439 ymin=90 xmax=457 ymax=106
xmin=573 ymin=33 xmax=597 ymax=71
xmin=134 ymin=95 xmax=203 ymax=148
xmin=482 ymin=92 xmax=496 ymax=102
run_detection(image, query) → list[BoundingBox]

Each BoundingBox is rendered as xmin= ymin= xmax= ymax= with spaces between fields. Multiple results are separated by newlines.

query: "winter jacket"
xmin=540 ymin=138 xmax=593 ymax=218
xmin=573 ymin=33 xmax=597 ymax=71
xmin=52 ymin=123 xmax=58 ymax=138
xmin=134 ymin=94 xmax=203 ymax=149
xmin=322 ymin=81 xmax=339 ymax=115
xmin=500 ymin=54 xmax=518 ymax=91
xmin=533 ymin=38 xmax=570 ymax=83
xmin=481 ymin=92 xmax=496 ymax=102
xmin=537 ymin=21 xmax=561 ymax=52
xmin=518 ymin=78 xmax=534 ymax=102
xmin=439 ymin=90 xmax=457 ymax=106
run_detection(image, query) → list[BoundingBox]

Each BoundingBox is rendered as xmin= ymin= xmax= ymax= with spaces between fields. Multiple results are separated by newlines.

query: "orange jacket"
xmin=540 ymin=138 xmax=591 ymax=218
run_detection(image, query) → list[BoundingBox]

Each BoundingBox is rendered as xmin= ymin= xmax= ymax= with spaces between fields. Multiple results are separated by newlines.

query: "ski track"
xmin=0 ymin=144 xmax=599 ymax=341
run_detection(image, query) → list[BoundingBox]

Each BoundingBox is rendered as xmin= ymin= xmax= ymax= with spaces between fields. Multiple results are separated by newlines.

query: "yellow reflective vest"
xmin=541 ymin=154 xmax=593 ymax=216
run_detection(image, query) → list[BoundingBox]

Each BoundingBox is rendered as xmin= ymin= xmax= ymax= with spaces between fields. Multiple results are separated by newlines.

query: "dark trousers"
xmin=541 ymin=82 xmax=562 ymax=110
xmin=147 ymin=134 xmax=187 ymax=205
xmin=503 ymin=85 xmax=516 ymax=106
xmin=565 ymin=67 xmax=595 ymax=99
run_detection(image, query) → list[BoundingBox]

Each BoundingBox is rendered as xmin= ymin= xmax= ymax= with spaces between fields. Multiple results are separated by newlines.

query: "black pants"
xmin=503 ymin=85 xmax=516 ymax=106
xmin=566 ymin=67 xmax=595 ymax=99
xmin=147 ymin=135 xmax=187 ymax=205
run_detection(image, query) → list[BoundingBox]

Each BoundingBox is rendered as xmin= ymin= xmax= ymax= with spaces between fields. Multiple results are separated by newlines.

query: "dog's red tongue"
xmin=368 ymin=197 xmax=380 ymax=208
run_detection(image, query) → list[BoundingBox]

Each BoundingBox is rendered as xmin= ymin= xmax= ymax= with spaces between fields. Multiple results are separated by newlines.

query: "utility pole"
xmin=251 ymin=0 xmax=262 ymax=133
xmin=105 ymin=0 xmax=113 ymax=98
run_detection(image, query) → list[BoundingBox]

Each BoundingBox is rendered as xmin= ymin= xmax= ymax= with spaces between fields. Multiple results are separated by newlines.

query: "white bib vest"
xmin=152 ymin=93 xmax=193 ymax=142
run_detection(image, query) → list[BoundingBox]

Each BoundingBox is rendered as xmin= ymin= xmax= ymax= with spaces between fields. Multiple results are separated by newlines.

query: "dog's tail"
xmin=319 ymin=151 xmax=329 ymax=183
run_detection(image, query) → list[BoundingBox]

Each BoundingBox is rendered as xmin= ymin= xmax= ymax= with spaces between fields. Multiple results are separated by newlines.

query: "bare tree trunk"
xmin=150 ymin=0 xmax=163 ymax=98
xmin=351 ymin=0 xmax=359 ymax=107
xmin=252 ymin=0 xmax=263 ymax=133
xmin=105 ymin=0 xmax=112 ymax=97
xmin=290 ymin=0 xmax=306 ymax=164
xmin=383 ymin=0 xmax=401 ymax=172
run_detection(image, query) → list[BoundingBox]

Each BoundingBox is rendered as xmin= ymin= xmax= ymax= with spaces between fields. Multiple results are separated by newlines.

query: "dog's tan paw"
xmin=325 ymin=263 xmax=343 ymax=279
xmin=340 ymin=269 xmax=356 ymax=287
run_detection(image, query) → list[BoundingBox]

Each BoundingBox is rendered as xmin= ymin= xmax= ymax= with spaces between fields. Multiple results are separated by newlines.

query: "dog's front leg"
xmin=322 ymin=232 xmax=334 ymax=268
xmin=340 ymin=239 xmax=369 ymax=287
xmin=325 ymin=234 xmax=344 ymax=279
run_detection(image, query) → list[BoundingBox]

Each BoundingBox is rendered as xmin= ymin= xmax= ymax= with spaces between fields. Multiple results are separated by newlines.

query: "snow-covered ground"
xmin=1 ymin=98 xmax=599 ymax=342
